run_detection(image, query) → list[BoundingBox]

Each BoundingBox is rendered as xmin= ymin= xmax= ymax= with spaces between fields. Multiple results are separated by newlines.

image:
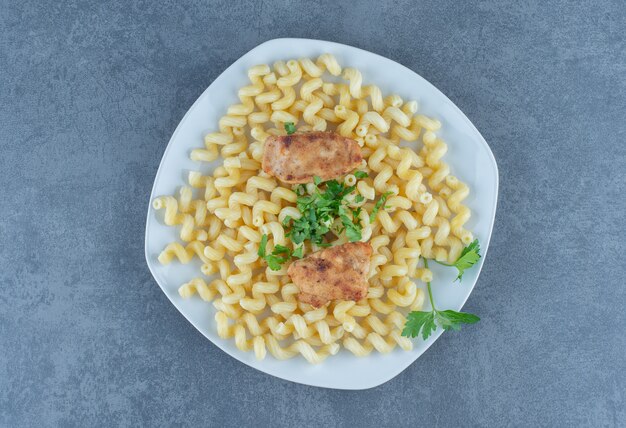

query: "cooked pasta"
xmin=152 ymin=54 xmax=474 ymax=363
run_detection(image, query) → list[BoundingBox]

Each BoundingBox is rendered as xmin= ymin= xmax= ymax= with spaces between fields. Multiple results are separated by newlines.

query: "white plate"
xmin=145 ymin=38 xmax=498 ymax=390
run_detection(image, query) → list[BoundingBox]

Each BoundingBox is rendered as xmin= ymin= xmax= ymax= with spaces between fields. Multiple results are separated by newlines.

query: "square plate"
xmin=145 ymin=38 xmax=498 ymax=389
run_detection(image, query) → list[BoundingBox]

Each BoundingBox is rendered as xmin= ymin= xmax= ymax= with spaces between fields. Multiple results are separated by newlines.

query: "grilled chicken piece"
xmin=287 ymin=242 xmax=372 ymax=308
xmin=262 ymin=131 xmax=362 ymax=184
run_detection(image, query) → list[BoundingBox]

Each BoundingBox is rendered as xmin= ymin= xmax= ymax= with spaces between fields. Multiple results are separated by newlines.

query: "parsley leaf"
xmin=402 ymin=311 xmax=437 ymax=340
xmin=292 ymin=245 xmax=304 ymax=259
xmin=435 ymin=239 xmax=481 ymax=281
xmin=343 ymin=220 xmax=362 ymax=242
xmin=265 ymin=255 xmax=284 ymax=271
xmin=436 ymin=310 xmax=480 ymax=331
xmin=354 ymin=170 xmax=369 ymax=179
xmin=402 ymin=309 xmax=479 ymax=339
xmin=402 ymin=257 xmax=480 ymax=340
xmin=258 ymin=234 xmax=300 ymax=271
xmin=369 ymin=191 xmax=393 ymax=222
xmin=284 ymin=122 xmax=296 ymax=135
xmin=257 ymin=234 xmax=268 ymax=258
xmin=272 ymin=245 xmax=291 ymax=255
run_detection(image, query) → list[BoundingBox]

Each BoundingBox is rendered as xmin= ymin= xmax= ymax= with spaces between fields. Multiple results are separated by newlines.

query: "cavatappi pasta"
xmin=152 ymin=54 xmax=473 ymax=363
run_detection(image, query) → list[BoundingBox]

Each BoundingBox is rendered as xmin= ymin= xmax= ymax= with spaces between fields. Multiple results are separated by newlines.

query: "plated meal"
xmin=151 ymin=53 xmax=483 ymax=364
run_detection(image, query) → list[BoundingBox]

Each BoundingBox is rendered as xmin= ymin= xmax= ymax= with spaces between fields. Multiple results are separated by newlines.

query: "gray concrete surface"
xmin=1 ymin=0 xmax=625 ymax=426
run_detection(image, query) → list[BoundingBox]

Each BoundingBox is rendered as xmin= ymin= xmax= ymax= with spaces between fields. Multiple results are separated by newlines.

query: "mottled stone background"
xmin=1 ymin=0 xmax=624 ymax=426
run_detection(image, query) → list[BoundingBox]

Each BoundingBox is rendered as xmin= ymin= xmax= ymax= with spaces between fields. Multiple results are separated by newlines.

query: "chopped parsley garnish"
xmin=369 ymin=191 xmax=393 ymax=222
xmin=354 ymin=170 xmax=369 ymax=179
xmin=258 ymin=234 xmax=303 ymax=271
xmin=284 ymin=122 xmax=296 ymax=135
xmin=283 ymin=177 xmax=362 ymax=246
xmin=292 ymin=245 xmax=304 ymax=259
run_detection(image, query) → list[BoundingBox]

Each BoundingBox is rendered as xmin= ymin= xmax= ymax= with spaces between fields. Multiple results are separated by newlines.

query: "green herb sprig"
xmin=401 ymin=257 xmax=480 ymax=340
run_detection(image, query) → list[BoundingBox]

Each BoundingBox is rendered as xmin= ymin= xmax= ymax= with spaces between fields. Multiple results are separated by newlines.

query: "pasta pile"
xmin=152 ymin=54 xmax=473 ymax=363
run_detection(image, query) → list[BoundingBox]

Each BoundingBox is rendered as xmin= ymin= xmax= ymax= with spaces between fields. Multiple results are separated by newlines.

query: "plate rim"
xmin=144 ymin=37 xmax=499 ymax=389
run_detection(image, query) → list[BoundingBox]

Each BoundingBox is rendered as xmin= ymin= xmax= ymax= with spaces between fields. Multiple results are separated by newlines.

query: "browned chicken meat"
xmin=262 ymin=131 xmax=362 ymax=184
xmin=287 ymin=242 xmax=372 ymax=308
